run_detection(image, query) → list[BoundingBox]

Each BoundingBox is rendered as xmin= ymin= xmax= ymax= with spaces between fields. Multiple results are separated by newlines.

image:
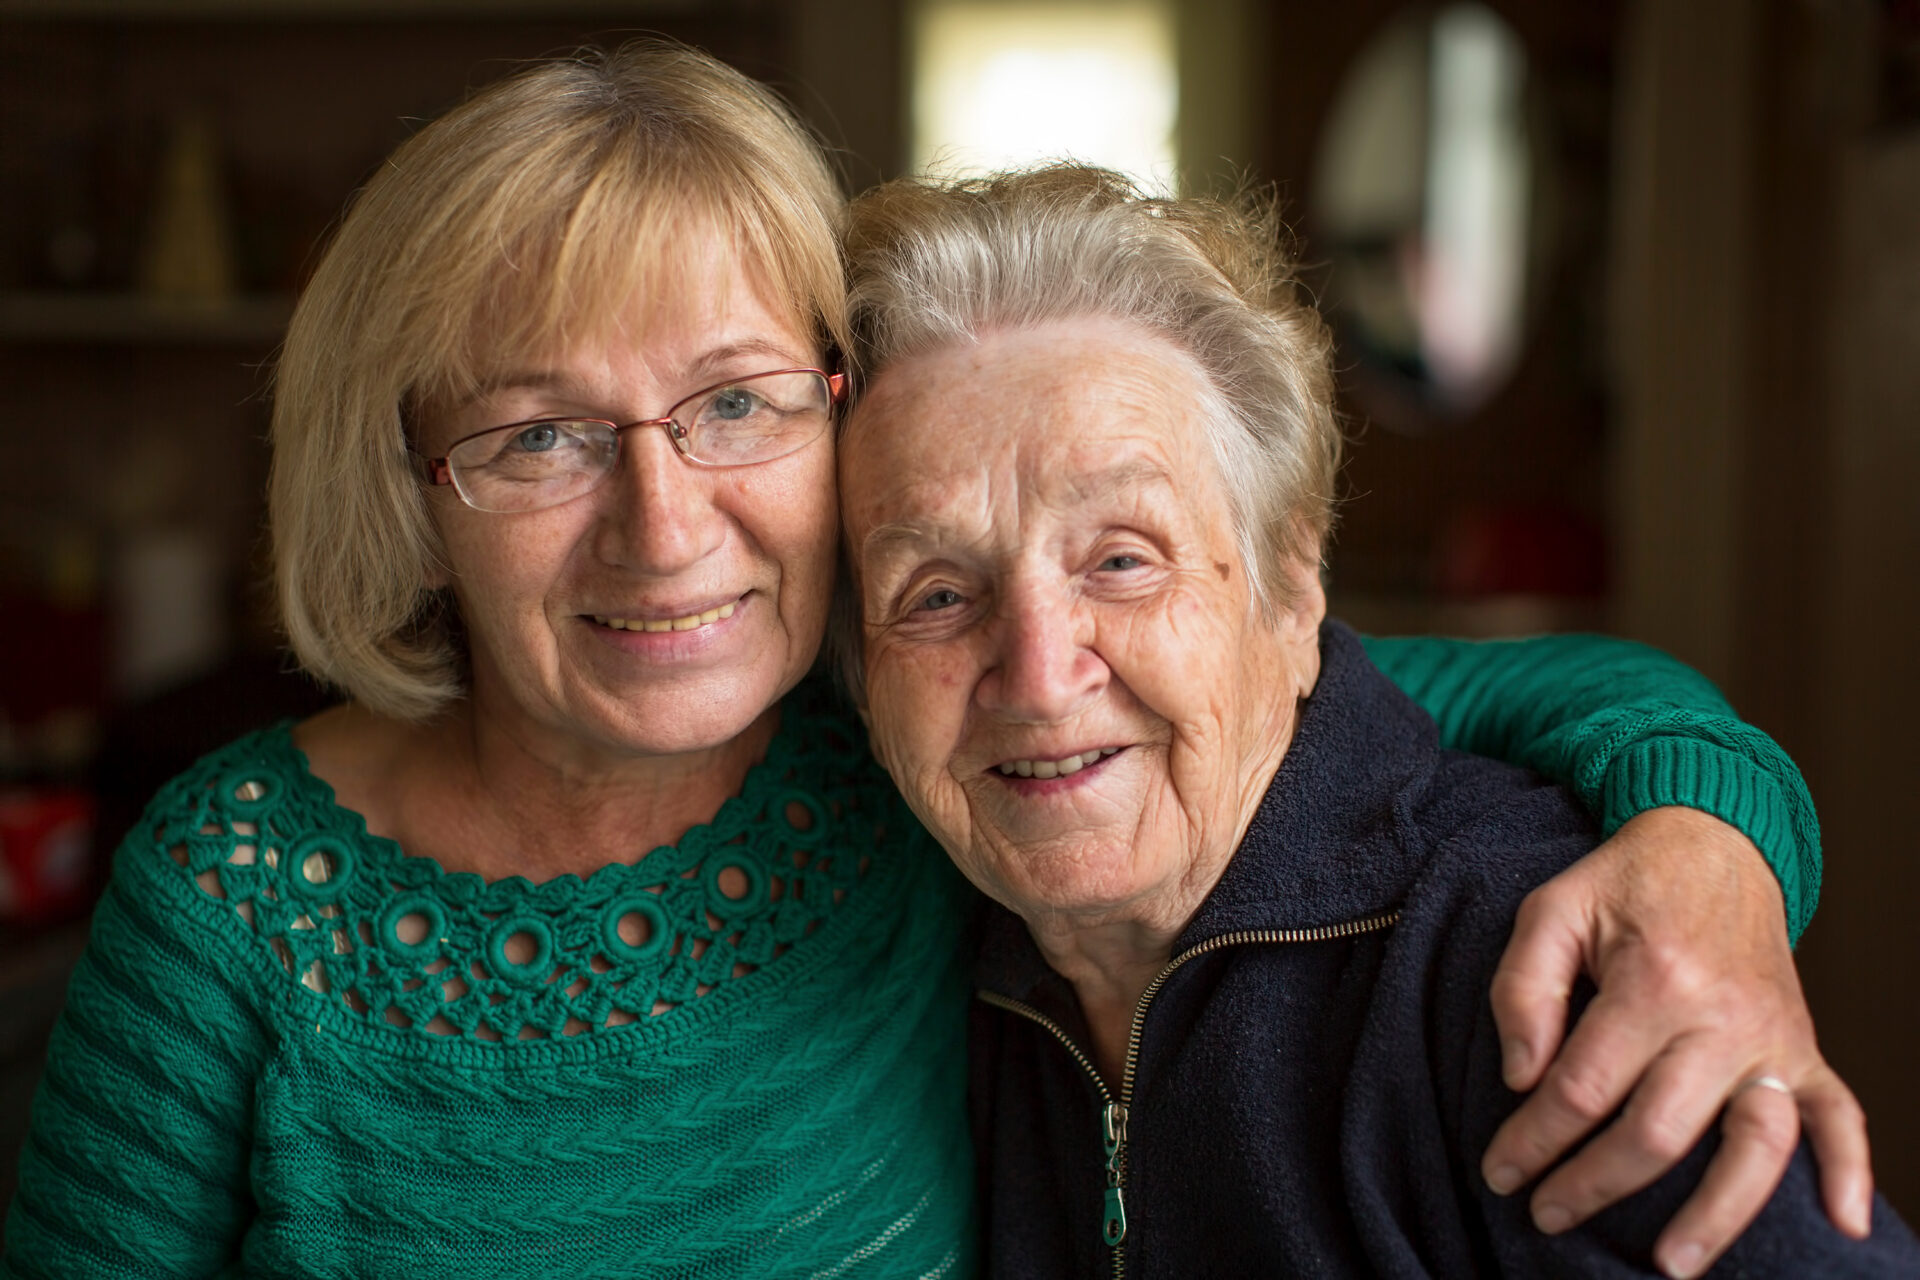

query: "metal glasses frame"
xmin=420 ymin=367 xmax=847 ymax=492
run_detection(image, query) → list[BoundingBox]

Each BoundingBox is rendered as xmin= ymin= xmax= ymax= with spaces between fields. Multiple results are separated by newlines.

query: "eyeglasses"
xmin=421 ymin=367 xmax=846 ymax=513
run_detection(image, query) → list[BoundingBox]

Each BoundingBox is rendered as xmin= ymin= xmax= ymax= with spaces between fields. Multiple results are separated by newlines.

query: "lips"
xmin=591 ymin=600 xmax=737 ymax=633
xmin=994 ymin=747 xmax=1120 ymax=779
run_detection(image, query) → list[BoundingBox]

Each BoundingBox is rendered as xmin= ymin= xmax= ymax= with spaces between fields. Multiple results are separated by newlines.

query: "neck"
xmin=1025 ymin=913 xmax=1185 ymax=1089
xmin=300 ymin=691 xmax=782 ymax=886
xmin=435 ymin=696 xmax=779 ymax=883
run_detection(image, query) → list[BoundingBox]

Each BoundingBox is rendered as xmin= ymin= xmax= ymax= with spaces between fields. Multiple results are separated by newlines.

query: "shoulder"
xmin=1411 ymin=751 xmax=1600 ymax=923
xmin=99 ymin=718 xmax=392 ymax=990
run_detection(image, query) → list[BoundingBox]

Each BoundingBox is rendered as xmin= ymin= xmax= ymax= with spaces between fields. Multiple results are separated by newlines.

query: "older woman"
xmin=836 ymin=166 xmax=1914 ymax=1278
xmin=0 ymin=45 xmax=1864 ymax=1280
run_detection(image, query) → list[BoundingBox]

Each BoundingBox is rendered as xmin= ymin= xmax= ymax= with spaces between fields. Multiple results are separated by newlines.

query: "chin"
xmin=986 ymin=839 xmax=1157 ymax=919
xmin=583 ymin=669 xmax=788 ymax=757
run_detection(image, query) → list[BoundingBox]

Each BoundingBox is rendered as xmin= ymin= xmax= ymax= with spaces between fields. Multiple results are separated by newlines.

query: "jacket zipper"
xmin=978 ymin=909 xmax=1400 ymax=1279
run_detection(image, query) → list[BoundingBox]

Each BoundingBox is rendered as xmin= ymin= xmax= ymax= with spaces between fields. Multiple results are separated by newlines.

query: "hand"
xmin=1482 ymin=807 xmax=1871 ymax=1279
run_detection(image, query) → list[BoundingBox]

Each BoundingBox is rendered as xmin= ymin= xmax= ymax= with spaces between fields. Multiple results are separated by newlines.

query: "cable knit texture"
xmin=2 ymin=635 xmax=1820 ymax=1276
xmin=2 ymin=680 xmax=975 ymax=1279
xmin=1363 ymin=633 xmax=1820 ymax=942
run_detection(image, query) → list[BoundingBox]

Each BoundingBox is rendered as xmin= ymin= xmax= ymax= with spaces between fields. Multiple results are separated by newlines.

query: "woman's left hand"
xmin=1481 ymin=806 xmax=1872 ymax=1279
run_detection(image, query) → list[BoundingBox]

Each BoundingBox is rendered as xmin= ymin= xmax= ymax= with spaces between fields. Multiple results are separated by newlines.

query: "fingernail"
xmin=1501 ymin=1037 xmax=1530 ymax=1084
xmin=1661 ymin=1241 xmax=1705 ymax=1279
xmin=1534 ymin=1203 xmax=1572 ymax=1234
xmin=1486 ymin=1164 xmax=1524 ymax=1195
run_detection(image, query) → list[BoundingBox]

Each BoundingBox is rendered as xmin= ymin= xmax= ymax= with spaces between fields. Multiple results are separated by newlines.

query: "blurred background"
xmin=0 ymin=0 xmax=1915 ymax=1223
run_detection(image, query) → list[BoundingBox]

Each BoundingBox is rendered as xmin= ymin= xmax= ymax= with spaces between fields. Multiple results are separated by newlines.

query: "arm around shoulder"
xmin=1362 ymin=631 xmax=1818 ymax=941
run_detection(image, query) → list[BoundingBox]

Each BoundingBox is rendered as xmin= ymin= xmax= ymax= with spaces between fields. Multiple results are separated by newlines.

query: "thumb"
xmin=1490 ymin=884 xmax=1590 ymax=1090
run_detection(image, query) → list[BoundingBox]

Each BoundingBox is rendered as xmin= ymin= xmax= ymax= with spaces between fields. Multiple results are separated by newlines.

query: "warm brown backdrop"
xmin=1 ymin=0 xmax=1914 ymax=1225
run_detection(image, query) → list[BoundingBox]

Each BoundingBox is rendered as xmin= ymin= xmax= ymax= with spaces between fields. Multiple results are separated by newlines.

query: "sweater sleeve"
xmin=1361 ymin=632 xmax=1821 ymax=943
xmin=2 ymin=843 xmax=264 ymax=1278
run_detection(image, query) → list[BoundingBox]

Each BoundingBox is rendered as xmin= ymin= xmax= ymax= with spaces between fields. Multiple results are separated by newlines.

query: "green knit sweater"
xmin=3 ymin=634 xmax=1818 ymax=1277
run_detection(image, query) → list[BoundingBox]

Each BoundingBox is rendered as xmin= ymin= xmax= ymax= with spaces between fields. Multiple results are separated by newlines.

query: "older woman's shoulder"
xmin=1373 ymin=749 xmax=1604 ymax=976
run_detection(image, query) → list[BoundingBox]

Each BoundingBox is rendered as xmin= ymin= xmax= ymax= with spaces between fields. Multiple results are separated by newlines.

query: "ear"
xmin=1267 ymin=554 xmax=1327 ymax=701
xmin=1271 ymin=554 xmax=1327 ymax=643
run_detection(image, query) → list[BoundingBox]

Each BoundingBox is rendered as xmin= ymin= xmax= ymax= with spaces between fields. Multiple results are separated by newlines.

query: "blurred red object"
xmin=1434 ymin=505 xmax=1608 ymax=599
xmin=0 ymin=789 xmax=96 ymax=924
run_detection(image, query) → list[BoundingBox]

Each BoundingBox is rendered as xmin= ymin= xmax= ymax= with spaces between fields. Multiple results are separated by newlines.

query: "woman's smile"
xmin=991 ymin=744 xmax=1122 ymax=781
xmin=585 ymin=593 xmax=747 ymax=648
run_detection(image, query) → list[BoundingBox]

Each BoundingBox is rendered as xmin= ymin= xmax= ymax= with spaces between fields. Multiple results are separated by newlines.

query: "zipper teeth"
xmin=1118 ymin=910 xmax=1400 ymax=1100
xmin=976 ymin=990 xmax=1115 ymax=1108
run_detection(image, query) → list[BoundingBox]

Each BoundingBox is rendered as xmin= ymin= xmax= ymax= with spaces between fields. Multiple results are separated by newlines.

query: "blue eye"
xmin=514 ymin=423 xmax=561 ymax=453
xmin=709 ymin=388 xmax=762 ymax=421
xmin=1100 ymin=554 xmax=1142 ymax=571
xmin=918 ymin=588 xmax=964 ymax=612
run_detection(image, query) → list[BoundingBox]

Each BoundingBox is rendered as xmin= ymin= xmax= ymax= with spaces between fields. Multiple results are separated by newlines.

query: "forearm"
xmin=1363 ymin=632 xmax=1819 ymax=941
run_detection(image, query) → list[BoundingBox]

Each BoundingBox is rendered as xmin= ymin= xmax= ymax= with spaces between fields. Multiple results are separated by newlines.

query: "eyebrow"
xmin=456 ymin=338 xmax=815 ymax=412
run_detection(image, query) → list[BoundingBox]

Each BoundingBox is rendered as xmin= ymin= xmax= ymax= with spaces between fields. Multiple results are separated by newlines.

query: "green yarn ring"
xmin=218 ymin=767 xmax=283 ymax=820
xmin=601 ymin=895 xmax=671 ymax=962
xmin=774 ymin=789 xmax=830 ymax=850
xmin=379 ymin=894 xmax=447 ymax=960
xmin=703 ymin=857 xmax=766 ymax=920
xmin=487 ymin=916 xmax=555 ymax=985
xmin=288 ymin=832 xmax=355 ymax=902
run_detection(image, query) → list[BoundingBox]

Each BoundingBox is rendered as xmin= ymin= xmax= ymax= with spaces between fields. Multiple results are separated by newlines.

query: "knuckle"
xmin=1807 ymin=1080 xmax=1868 ymax=1131
xmin=1728 ymin=1098 xmax=1800 ymax=1161
xmin=1488 ymin=967 xmax=1532 ymax=1010
xmin=1627 ymin=1106 xmax=1697 ymax=1164
xmin=1634 ymin=940 xmax=1713 ymax=1002
xmin=1546 ymin=1065 xmax=1618 ymax=1125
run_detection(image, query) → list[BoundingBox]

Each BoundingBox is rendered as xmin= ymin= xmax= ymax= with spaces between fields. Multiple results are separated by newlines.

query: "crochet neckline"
xmin=267 ymin=705 xmax=802 ymax=900
xmin=162 ymin=682 xmax=898 ymax=1050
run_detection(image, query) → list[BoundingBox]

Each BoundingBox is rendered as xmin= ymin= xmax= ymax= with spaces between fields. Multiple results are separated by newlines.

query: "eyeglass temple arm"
xmin=422 ymin=456 xmax=454 ymax=486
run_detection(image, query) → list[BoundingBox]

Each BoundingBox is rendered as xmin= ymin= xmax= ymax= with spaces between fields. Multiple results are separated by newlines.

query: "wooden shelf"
xmin=0 ymin=293 xmax=294 ymax=346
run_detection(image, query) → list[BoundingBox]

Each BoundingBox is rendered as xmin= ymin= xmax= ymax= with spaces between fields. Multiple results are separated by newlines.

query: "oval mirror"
xmin=1311 ymin=3 xmax=1545 ymax=429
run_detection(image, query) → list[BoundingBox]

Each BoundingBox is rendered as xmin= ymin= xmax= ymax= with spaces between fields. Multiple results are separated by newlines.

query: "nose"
xmin=976 ymin=582 xmax=1107 ymax=724
xmin=592 ymin=426 xmax=725 ymax=573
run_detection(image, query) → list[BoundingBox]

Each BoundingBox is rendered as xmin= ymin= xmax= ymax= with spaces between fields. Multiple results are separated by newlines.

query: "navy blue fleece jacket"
xmin=969 ymin=623 xmax=1916 ymax=1277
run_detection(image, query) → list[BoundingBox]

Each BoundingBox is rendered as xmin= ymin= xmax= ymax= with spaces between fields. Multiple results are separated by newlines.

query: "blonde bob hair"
xmin=271 ymin=40 xmax=848 ymax=721
xmin=841 ymin=164 xmax=1341 ymax=614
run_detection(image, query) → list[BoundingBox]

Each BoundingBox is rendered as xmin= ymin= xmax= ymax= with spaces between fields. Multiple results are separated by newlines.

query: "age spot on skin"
xmin=1214 ymin=562 xmax=1230 ymax=579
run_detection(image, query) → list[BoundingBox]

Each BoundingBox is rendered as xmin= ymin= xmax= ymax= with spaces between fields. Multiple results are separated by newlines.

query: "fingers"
xmin=1522 ymin=1040 xmax=1731 ymax=1233
xmin=1489 ymin=883 xmax=1588 ymax=1092
xmin=1483 ymin=985 xmax=1666 ymax=1196
xmin=1648 ymin=1079 xmax=1802 ymax=1279
xmin=1798 ymin=1067 xmax=1874 ymax=1237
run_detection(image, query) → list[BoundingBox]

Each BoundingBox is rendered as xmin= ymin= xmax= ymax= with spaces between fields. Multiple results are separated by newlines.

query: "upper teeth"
xmin=997 ymin=748 xmax=1118 ymax=779
xmin=594 ymin=602 xmax=735 ymax=633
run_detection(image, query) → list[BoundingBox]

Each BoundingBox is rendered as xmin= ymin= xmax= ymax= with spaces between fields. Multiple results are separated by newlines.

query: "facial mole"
xmin=1214 ymin=561 xmax=1230 ymax=580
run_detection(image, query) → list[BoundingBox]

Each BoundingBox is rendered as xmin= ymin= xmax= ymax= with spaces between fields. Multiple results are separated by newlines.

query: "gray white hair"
xmin=840 ymin=164 xmax=1342 ymax=619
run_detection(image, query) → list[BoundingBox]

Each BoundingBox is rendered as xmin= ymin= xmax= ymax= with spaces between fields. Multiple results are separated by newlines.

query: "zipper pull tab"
xmin=1102 ymin=1102 xmax=1129 ymax=1247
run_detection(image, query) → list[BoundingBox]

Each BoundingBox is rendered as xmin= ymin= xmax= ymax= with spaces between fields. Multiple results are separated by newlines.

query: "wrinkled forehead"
xmin=840 ymin=322 xmax=1221 ymax=553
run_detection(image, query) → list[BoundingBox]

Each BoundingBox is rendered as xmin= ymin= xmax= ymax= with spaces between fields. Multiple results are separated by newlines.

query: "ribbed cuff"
xmin=1600 ymin=735 xmax=1820 ymax=945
